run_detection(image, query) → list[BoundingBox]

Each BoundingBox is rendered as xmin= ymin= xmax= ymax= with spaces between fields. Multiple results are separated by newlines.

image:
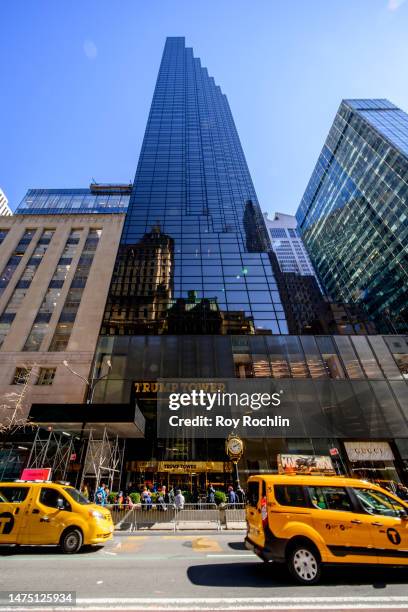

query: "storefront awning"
xmin=28 ymin=403 xmax=145 ymax=439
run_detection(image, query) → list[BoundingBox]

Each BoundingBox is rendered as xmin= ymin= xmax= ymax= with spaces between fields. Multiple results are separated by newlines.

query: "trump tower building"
xmin=1 ymin=39 xmax=408 ymax=491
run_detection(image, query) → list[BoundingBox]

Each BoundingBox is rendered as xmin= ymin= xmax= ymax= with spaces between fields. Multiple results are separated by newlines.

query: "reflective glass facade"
xmin=296 ymin=99 xmax=408 ymax=332
xmin=103 ymin=37 xmax=287 ymax=335
xmin=16 ymin=188 xmax=130 ymax=215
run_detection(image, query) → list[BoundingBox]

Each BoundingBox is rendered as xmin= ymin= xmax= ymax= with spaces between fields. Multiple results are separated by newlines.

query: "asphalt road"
xmin=1 ymin=532 xmax=408 ymax=610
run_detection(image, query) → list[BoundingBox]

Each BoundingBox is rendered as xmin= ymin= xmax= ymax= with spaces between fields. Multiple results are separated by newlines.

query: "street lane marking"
xmin=206 ymin=552 xmax=254 ymax=557
xmin=113 ymin=535 xmax=150 ymax=552
xmin=3 ymin=596 xmax=408 ymax=610
xmin=191 ymin=537 xmax=222 ymax=552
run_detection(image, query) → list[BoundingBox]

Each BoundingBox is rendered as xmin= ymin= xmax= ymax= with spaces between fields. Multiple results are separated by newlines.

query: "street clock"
xmin=225 ymin=434 xmax=244 ymax=460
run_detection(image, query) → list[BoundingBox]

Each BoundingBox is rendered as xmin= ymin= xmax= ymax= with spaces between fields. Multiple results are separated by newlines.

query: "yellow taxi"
xmin=245 ymin=474 xmax=408 ymax=584
xmin=0 ymin=481 xmax=114 ymax=553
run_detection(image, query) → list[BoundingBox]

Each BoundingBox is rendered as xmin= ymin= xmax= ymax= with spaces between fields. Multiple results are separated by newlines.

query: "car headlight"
xmin=90 ymin=510 xmax=104 ymax=519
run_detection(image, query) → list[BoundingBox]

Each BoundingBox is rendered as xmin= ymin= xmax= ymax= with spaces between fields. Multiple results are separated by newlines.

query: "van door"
xmin=27 ymin=487 xmax=72 ymax=545
xmin=307 ymin=484 xmax=377 ymax=564
xmin=246 ymin=479 xmax=265 ymax=548
xmin=0 ymin=485 xmax=31 ymax=544
xmin=352 ymin=487 xmax=408 ymax=565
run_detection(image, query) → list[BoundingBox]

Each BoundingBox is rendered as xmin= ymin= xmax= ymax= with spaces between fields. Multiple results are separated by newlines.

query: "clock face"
xmin=228 ymin=438 xmax=243 ymax=455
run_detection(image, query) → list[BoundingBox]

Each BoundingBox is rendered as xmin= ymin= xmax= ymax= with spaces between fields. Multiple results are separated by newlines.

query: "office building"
xmin=264 ymin=211 xmax=318 ymax=278
xmin=102 ymin=37 xmax=287 ymax=337
xmin=15 ymin=184 xmax=131 ymax=215
xmin=0 ymin=212 xmax=143 ymax=478
xmin=0 ymin=189 xmax=12 ymax=216
xmin=90 ymin=42 xmax=408 ymax=488
xmin=297 ymin=99 xmax=408 ymax=333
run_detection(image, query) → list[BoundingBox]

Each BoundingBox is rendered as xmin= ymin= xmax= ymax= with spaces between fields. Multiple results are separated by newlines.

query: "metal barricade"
xmin=109 ymin=504 xmax=177 ymax=531
xmin=225 ymin=503 xmax=246 ymax=529
xmin=109 ymin=502 xmax=246 ymax=531
xmin=175 ymin=503 xmax=221 ymax=530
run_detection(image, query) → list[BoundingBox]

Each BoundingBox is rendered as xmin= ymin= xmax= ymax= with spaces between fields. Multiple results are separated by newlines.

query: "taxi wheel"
xmin=60 ymin=528 xmax=83 ymax=554
xmin=287 ymin=542 xmax=321 ymax=585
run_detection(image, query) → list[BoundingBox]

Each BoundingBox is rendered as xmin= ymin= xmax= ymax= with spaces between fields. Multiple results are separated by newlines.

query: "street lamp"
xmin=62 ymin=359 xmax=112 ymax=404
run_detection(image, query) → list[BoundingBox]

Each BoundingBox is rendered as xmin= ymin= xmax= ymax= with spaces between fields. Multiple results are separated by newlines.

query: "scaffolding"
xmin=26 ymin=428 xmax=75 ymax=482
xmin=25 ymin=426 xmax=125 ymax=490
xmin=81 ymin=428 xmax=125 ymax=491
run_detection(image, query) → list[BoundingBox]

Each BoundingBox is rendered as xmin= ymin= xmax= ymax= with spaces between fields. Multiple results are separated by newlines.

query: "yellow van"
xmin=0 ymin=481 xmax=113 ymax=553
xmin=245 ymin=474 xmax=408 ymax=584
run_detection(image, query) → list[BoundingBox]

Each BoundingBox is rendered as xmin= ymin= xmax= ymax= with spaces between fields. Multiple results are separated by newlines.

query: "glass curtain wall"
xmin=102 ymin=37 xmax=287 ymax=336
xmin=297 ymin=99 xmax=408 ymax=332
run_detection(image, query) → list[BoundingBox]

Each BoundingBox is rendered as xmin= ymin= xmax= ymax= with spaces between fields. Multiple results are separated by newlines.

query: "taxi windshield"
xmin=63 ymin=487 xmax=90 ymax=505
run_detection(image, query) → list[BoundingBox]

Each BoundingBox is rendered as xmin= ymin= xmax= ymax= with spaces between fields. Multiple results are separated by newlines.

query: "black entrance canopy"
xmin=29 ymin=403 xmax=145 ymax=439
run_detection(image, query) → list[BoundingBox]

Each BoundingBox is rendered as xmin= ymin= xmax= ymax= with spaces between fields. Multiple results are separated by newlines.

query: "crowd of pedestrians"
xmin=82 ymin=480 xmax=246 ymax=508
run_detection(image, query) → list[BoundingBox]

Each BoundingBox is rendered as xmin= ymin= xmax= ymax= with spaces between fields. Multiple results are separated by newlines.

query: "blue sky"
xmin=1 ymin=0 xmax=408 ymax=215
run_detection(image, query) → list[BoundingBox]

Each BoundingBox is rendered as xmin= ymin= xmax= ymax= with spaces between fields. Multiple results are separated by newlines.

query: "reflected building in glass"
xmin=102 ymin=37 xmax=287 ymax=336
xmin=296 ymin=99 xmax=408 ymax=333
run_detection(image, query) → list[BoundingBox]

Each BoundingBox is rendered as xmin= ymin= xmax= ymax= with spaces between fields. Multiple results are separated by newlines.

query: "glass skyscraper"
xmin=296 ymin=99 xmax=408 ymax=332
xmin=102 ymin=37 xmax=287 ymax=336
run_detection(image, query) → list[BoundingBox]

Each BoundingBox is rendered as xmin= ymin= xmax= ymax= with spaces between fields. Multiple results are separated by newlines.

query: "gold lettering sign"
xmin=157 ymin=461 xmax=231 ymax=473
xmin=128 ymin=460 xmax=232 ymax=473
xmin=133 ymin=381 xmax=226 ymax=393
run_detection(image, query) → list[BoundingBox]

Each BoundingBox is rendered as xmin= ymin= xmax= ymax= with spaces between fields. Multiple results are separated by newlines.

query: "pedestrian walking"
xmin=95 ymin=483 xmax=107 ymax=506
xmin=115 ymin=490 xmax=124 ymax=506
xmin=174 ymin=489 xmax=185 ymax=510
xmin=207 ymin=484 xmax=215 ymax=505
xmin=140 ymin=486 xmax=150 ymax=511
xmin=236 ymin=485 xmax=245 ymax=504
xmin=80 ymin=483 xmax=89 ymax=500
xmin=158 ymin=486 xmax=167 ymax=511
xmin=227 ymin=485 xmax=237 ymax=506
xmin=168 ymin=486 xmax=175 ymax=505
xmin=124 ymin=495 xmax=134 ymax=508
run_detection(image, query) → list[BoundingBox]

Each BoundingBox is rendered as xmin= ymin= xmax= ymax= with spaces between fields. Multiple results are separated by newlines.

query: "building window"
xmin=0 ymin=230 xmax=36 ymax=297
xmin=23 ymin=229 xmax=83 ymax=352
xmin=49 ymin=229 xmax=101 ymax=352
xmin=0 ymin=229 xmax=9 ymax=245
xmin=12 ymin=367 xmax=32 ymax=385
xmin=36 ymin=367 xmax=56 ymax=386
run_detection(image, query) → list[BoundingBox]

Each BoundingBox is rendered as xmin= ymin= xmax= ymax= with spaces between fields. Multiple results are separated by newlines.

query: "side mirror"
xmin=57 ymin=498 xmax=65 ymax=510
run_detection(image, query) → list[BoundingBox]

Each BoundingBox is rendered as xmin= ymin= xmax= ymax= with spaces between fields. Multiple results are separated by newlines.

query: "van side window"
xmin=275 ymin=485 xmax=308 ymax=507
xmin=0 ymin=487 xmax=29 ymax=503
xmin=247 ymin=482 xmax=260 ymax=507
xmin=307 ymin=486 xmax=352 ymax=512
xmin=40 ymin=488 xmax=70 ymax=510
